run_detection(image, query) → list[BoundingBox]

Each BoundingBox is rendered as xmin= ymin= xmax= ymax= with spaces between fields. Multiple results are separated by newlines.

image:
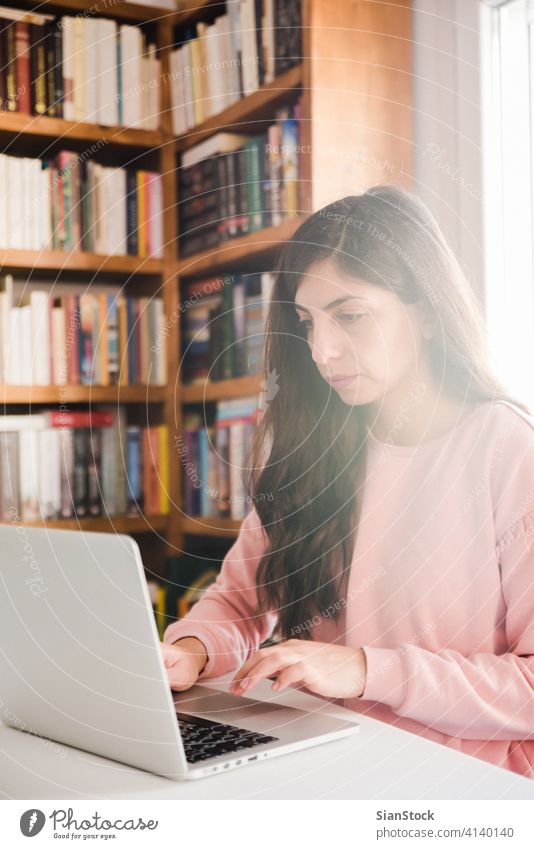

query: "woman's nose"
xmin=309 ymin=318 xmax=345 ymax=366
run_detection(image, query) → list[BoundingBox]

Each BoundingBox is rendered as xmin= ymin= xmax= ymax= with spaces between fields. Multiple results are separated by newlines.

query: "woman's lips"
xmin=329 ymin=374 xmax=360 ymax=389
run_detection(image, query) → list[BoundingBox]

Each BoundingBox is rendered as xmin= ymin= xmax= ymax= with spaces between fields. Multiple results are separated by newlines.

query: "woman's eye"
xmin=338 ymin=314 xmax=364 ymax=324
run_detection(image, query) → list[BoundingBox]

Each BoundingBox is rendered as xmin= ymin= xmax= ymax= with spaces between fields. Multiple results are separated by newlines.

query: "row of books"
xmin=178 ymin=107 xmax=301 ymax=256
xmin=181 ymin=272 xmax=274 ymax=384
xmin=181 ymin=396 xmax=260 ymax=521
xmin=0 ymin=151 xmax=163 ymax=256
xmin=170 ymin=0 xmax=302 ymax=133
xmin=0 ymin=275 xmax=166 ymax=387
xmin=0 ymin=6 xmax=160 ymax=129
xmin=0 ymin=410 xmax=169 ymax=522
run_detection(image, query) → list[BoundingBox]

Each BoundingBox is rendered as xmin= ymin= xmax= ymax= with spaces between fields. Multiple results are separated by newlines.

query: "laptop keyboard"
xmin=177 ymin=712 xmax=279 ymax=764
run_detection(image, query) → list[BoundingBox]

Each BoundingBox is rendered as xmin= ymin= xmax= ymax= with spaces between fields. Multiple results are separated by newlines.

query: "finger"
xmin=160 ymin=642 xmax=176 ymax=667
xmin=231 ymin=654 xmax=298 ymax=694
xmin=271 ymin=661 xmax=307 ymax=692
xmin=230 ymin=643 xmax=298 ymax=688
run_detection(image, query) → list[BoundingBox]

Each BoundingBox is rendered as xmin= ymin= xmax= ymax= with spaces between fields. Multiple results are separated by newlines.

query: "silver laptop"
xmin=0 ymin=526 xmax=359 ymax=781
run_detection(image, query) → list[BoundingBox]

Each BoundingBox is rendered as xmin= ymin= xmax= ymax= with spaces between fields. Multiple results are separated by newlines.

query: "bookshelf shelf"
xmin=0 ymin=513 xmax=168 ymax=533
xmin=181 ymin=514 xmax=244 ymax=538
xmin=0 ymin=249 xmax=163 ymax=275
xmin=14 ymin=0 xmax=175 ymax=23
xmin=181 ymin=375 xmax=262 ymax=404
xmin=0 ymin=111 xmax=169 ymax=149
xmin=175 ymin=65 xmax=303 ymax=154
xmin=175 ymin=218 xmax=306 ymax=277
xmin=0 ymin=385 xmax=167 ymax=404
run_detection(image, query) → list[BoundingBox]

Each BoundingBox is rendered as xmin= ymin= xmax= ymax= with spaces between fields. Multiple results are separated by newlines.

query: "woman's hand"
xmin=229 ymin=639 xmax=367 ymax=700
xmin=160 ymin=637 xmax=208 ymax=692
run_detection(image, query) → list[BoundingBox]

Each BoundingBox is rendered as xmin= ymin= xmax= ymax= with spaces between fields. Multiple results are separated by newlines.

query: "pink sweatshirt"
xmin=164 ymin=399 xmax=534 ymax=779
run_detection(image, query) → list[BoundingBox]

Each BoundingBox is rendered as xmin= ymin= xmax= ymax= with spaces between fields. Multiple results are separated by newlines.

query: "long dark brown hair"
xmin=247 ymin=185 xmax=529 ymax=640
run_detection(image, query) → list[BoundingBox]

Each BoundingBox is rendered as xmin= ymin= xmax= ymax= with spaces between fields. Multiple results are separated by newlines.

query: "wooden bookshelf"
xmin=175 ymin=64 xmax=303 ymax=153
xmin=0 ymin=513 xmax=168 ymax=533
xmin=0 ymin=110 xmax=168 ymax=148
xmin=0 ymin=0 xmax=413 ymax=555
xmin=180 ymin=514 xmax=245 ymax=538
xmin=0 ymin=385 xmax=167 ymax=404
xmin=0 ymin=249 xmax=163 ymax=275
xmin=182 ymin=375 xmax=262 ymax=404
xmin=14 ymin=0 xmax=175 ymax=22
xmin=175 ymin=218 xmax=306 ymax=276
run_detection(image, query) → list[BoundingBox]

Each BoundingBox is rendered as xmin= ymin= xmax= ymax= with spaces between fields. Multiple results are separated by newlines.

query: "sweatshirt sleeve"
xmin=360 ymin=411 xmax=534 ymax=740
xmin=163 ymin=507 xmax=278 ymax=680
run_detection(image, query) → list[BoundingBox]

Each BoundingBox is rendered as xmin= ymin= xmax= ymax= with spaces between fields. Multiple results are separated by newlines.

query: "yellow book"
xmin=189 ymin=39 xmax=203 ymax=126
xmin=118 ymin=295 xmax=129 ymax=385
xmin=137 ymin=171 xmax=146 ymax=257
xmin=98 ymin=294 xmax=109 ymax=386
xmin=156 ymin=584 xmax=166 ymax=641
xmin=159 ymin=425 xmax=169 ymax=514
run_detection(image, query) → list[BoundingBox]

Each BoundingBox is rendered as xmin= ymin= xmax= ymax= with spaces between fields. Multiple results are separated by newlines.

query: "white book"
xmin=72 ymin=17 xmax=85 ymax=122
xmin=240 ymin=0 xmax=257 ymax=97
xmin=228 ymin=0 xmax=244 ymax=99
xmin=0 ymin=414 xmax=48 ymax=431
xmin=169 ymin=48 xmax=182 ymax=135
xmin=38 ymin=429 xmax=61 ymax=519
xmin=148 ymin=46 xmax=161 ymax=131
xmin=51 ymin=305 xmax=67 ymax=385
xmin=148 ymin=298 xmax=166 ymax=385
xmin=19 ymin=430 xmax=41 ymax=521
xmin=139 ymin=47 xmax=151 ymax=129
xmin=61 ymin=16 xmax=74 ymax=121
xmin=17 ymin=305 xmax=32 ymax=385
xmin=182 ymin=42 xmax=195 ymax=130
xmin=40 ymin=163 xmax=52 ymax=250
xmin=149 ymin=173 xmax=163 ymax=259
xmin=84 ymin=17 xmax=99 ymax=122
xmin=58 ymin=428 xmax=75 ymax=518
xmin=114 ymin=167 xmax=128 ymax=255
xmin=91 ymin=163 xmax=104 ymax=254
xmin=203 ymin=21 xmax=218 ymax=118
xmin=9 ymin=156 xmax=24 ymax=249
xmin=0 ymin=155 xmax=7 ymax=247
xmin=262 ymin=0 xmax=275 ymax=84
xmin=97 ymin=18 xmax=119 ymax=126
xmin=101 ymin=421 xmax=117 ymax=515
xmin=182 ymin=131 xmax=252 ymax=168
xmin=120 ymin=25 xmax=143 ymax=128
xmin=30 ymin=291 xmax=51 ymax=385
xmin=0 ymin=274 xmax=13 ymax=383
xmin=218 ymin=14 xmax=237 ymax=109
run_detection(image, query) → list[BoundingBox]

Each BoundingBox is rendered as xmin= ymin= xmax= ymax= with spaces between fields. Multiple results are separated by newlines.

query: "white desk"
xmin=1 ymin=677 xmax=532 ymax=800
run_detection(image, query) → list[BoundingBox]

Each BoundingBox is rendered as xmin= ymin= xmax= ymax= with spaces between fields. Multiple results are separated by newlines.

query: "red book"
xmin=183 ymin=276 xmax=226 ymax=300
xmin=14 ymin=22 xmax=31 ymax=114
xmin=47 ymin=411 xmax=115 ymax=428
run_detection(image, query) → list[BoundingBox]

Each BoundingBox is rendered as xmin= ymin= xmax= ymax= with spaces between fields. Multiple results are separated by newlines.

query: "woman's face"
xmin=293 ymin=257 xmax=431 ymax=409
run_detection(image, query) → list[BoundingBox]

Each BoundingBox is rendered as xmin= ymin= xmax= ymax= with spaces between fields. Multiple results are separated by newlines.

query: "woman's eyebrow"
xmin=294 ymin=295 xmax=370 ymax=313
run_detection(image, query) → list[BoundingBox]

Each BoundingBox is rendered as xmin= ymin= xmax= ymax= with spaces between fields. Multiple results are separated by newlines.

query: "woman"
xmin=162 ymin=185 xmax=534 ymax=779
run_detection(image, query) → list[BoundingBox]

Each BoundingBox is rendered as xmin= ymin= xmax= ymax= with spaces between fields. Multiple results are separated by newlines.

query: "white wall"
xmin=412 ymin=0 xmax=485 ymax=305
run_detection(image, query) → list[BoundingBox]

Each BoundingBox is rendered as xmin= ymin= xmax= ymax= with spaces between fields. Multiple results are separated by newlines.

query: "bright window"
xmin=481 ymin=0 xmax=534 ymax=406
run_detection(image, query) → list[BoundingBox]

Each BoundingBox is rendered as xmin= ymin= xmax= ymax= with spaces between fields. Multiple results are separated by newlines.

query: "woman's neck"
xmin=364 ymin=381 xmax=474 ymax=448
